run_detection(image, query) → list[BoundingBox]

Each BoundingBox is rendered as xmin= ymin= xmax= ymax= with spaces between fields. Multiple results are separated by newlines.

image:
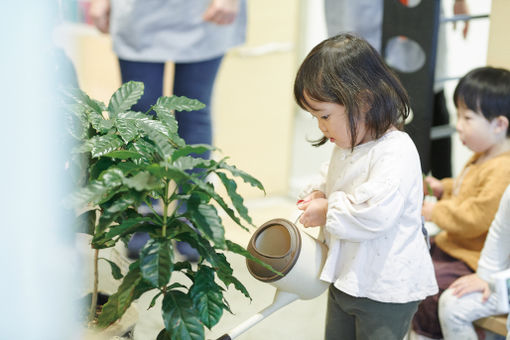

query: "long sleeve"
xmin=477 ymin=185 xmax=510 ymax=281
xmin=434 ymin=151 xmax=510 ymax=270
xmin=432 ymin=167 xmax=510 ymax=238
xmin=326 ymin=167 xmax=406 ymax=242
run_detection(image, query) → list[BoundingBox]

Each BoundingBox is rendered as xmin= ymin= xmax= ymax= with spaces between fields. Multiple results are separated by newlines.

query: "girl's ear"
xmin=357 ymin=90 xmax=373 ymax=115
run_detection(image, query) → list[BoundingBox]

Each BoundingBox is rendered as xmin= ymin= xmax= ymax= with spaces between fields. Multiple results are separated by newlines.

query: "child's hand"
xmin=422 ymin=201 xmax=435 ymax=221
xmin=423 ymin=176 xmax=444 ymax=199
xmin=297 ymin=190 xmax=326 ymax=210
xmin=298 ymin=198 xmax=328 ymax=228
xmin=449 ymin=273 xmax=491 ymax=302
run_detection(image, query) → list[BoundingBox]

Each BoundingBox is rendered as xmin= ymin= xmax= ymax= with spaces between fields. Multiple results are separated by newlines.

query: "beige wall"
xmin=487 ymin=0 xmax=510 ymax=69
xmin=57 ymin=1 xmax=300 ymax=199
xmin=213 ymin=0 xmax=299 ymax=198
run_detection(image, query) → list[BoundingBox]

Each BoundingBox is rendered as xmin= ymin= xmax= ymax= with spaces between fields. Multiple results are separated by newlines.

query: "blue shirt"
xmin=110 ymin=0 xmax=247 ymax=62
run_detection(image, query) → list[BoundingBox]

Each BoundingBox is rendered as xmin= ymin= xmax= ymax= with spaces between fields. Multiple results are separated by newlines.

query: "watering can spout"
xmin=216 ymin=290 xmax=299 ymax=340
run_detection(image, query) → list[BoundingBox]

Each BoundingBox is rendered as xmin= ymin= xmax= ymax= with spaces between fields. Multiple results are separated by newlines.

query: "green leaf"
xmin=207 ymin=252 xmax=250 ymax=299
xmin=171 ymin=144 xmax=215 ymax=161
xmin=93 ymin=217 xmax=155 ymax=248
xmin=156 ymin=95 xmax=205 ymax=112
xmin=75 ymin=209 xmax=96 ymax=235
xmin=188 ymin=200 xmax=226 ymax=249
xmin=69 ymin=168 xmax=125 ymax=207
xmin=96 ymin=193 xmax=136 ymax=233
xmin=226 ymin=240 xmax=282 ymax=276
xmin=189 ymin=177 xmax=248 ymax=231
xmin=149 ymin=291 xmax=163 ymax=310
xmin=218 ymin=161 xmax=265 ymax=193
xmin=89 ymin=157 xmax=115 ymax=181
xmin=157 ymin=329 xmax=171 ymax=340
xmin=216 ymin=172 xmax=252 ymax=225
xmin=152 ymin=103 xmax=178 ymax=134
xmin=96 ymin=266 xmax=143 ymax=328
xmin=139 ymin=120 xmax=177 ymax=159
xmin=130 ymin=138 xmax=157 ymax=162
xmin=123 ymin=171 xmax=164 ymax=191
xmin=189 ymin=266 xmax=224 ymax=329
xmin=161 ymin=290 xmax=204 ymax=340
xmin=108 ymin=81 xmax=144 ymax=116
xmin=99 ymin=257 xmax=124 ymax=280
xmin=77 ymin=134 xmax=124 ymax=158
xmin=115 ymin=111 xmax=149 ymax=143
xmin=103 ymin=150 xmax=143 ymax=160
xmin=62 ymin=87 xmax=103 ymax=114
xmin=139 ymin=238 xmax=174 ymax=287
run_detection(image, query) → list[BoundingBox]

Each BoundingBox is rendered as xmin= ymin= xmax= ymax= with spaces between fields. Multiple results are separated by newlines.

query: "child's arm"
xmin=431 ymin=169 xmax=510 ymax=237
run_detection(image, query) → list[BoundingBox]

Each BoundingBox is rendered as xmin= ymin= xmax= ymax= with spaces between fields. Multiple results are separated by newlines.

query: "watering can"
xmin=216 ymin=218 xmax=329 ymax=340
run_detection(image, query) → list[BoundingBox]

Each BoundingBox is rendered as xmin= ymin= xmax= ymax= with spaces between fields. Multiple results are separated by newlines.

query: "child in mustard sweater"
xmin=413 ymin=66 xmax=510 ymax=339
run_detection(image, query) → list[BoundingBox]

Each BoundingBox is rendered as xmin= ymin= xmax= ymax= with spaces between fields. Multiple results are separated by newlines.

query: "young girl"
xmin=438 ymin=184 xmax=510 ymax=340
xmin=415 ymin=66 xmax=510 ymax=339
xmin=294 ymin=33 xmax=438 ymax=340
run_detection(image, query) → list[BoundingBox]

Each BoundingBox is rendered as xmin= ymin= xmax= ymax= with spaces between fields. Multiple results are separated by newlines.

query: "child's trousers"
xmin=439 ymin=288 xmax=503 ymax=340
xmin=325 ymin=285 xmax=420 ymax=340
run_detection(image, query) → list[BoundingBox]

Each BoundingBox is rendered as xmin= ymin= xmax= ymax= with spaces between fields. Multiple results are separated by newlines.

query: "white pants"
xmin=439 ymin=288 xmax=505 ymax=340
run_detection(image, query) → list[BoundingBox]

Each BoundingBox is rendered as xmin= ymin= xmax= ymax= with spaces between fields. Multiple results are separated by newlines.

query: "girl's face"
xmin=304 ymin=93 xmax=371 ymax=149
xmin=455 ymin=102 xmax=499 ymax=153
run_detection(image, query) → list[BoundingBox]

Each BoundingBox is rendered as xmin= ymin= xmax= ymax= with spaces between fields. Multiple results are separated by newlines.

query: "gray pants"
xmin=325 ymin=285 xmax=420 ymax=340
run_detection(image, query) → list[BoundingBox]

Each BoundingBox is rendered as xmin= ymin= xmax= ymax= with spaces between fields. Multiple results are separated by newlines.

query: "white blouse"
xmin=299 ymin=130 xmax=438 ymax=303
xmin=477 ymin=184 xmax=510 ymax=282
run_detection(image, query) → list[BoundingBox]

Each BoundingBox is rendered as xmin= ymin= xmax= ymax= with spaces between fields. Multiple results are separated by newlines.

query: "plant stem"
xmin=162 ymin=180 xmax=169 ymax=237
xmin=89 ymin=248 xmax=99 ymax=322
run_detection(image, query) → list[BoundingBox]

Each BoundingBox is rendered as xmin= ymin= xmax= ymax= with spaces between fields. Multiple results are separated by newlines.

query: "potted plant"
xmin=64 ymin=81 xmax=270 ymax=340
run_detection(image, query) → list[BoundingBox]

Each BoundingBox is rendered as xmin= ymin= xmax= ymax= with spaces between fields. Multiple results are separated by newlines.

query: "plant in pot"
xmin=64 ymin=81 xmax=271 ymax=339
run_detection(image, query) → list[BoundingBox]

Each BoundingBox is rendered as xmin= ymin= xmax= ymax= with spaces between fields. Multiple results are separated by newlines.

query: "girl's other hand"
xmin=90 ymin=0 xmax=111 ymax=33
xmin=424 ymin=176 xmax=443 ymax=199
xmin=422 ymin=200 xmax=435 ymax=221
xmin=449 ymin=273 xmax=491 ymax=302
xmin=203 ymin=0 xmax=239 ymax=25
xmin=298 ymin=198 xmax=328 ymax=227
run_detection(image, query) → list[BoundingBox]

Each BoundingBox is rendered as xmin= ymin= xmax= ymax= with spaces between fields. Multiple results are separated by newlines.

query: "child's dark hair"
xmin=454 ymin=66 xmax=510 ymax=135
xmin=294 ymin=33 xmax=410 ymax=147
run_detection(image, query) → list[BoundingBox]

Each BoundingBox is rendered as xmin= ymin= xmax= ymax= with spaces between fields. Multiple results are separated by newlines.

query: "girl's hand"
xmin=298 ymin=198 xmax=328 ymax=228
xmin=424 ymin=176 xmax=443 ymax=199
xmin=90 ymin=0 xmax=111 ymax=33
xmin=203 ymin=0 xmax=239 ymax=25
xmin=449 ymin=273 xmax=491 ymax=302
xmin=422 ymin=201 xmax=435 ymax=221
xmin=297 ymin=190 xmax=326 ymax=209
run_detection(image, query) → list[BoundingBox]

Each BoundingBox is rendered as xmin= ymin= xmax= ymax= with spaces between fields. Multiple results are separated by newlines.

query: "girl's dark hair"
xmin=454 ymin=66 xmax=510 ymax=135
xmin=294 ymin=33 xmax=410 ymax=148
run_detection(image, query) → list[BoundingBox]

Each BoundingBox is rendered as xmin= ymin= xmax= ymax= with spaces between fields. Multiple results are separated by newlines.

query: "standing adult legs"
xmin=173 ymin=55 xmax=224 ymax=160
xmin=172 ymin=56 xmax=223 ymax=260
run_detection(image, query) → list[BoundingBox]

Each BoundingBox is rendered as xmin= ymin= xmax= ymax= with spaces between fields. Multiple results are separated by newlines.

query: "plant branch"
xmin=88 ymin=248 xmax=99 ymax=322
